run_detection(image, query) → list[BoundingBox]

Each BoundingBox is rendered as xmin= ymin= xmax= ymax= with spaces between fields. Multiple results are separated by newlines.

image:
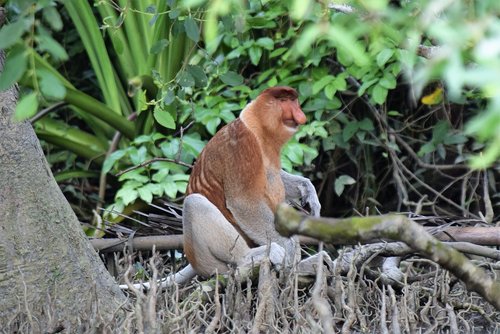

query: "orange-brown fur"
xmin=184 ymin=86 xmax=306 ymax=273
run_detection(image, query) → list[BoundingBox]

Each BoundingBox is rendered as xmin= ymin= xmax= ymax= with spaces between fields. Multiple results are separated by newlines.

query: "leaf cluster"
xmin=1 ymin=0 xmax=498 ymax=223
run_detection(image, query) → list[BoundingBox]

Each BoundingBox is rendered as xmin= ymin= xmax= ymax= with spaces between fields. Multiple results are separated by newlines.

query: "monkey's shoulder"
xmin=211 ymin=118 xmax=264 ymax=161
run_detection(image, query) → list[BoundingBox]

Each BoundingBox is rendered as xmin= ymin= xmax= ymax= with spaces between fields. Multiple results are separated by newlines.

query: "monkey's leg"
xmin=183 ymin=194 xmax=285 ymax=277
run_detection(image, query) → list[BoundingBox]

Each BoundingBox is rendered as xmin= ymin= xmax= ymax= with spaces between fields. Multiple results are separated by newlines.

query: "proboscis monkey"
xmin=182 ymin=86 xmax=323 ymax=278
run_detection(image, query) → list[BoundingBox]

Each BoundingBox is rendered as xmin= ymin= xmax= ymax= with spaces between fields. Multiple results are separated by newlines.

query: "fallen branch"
xmin=275 ymin=204 xmax=500 ymax=311
xmin=90 ymin=235 xmax=183 ymax=252
xmin=435 ymin=227 xmax=500 ymax=245
xmin=332 ymin=241 xmax=500 ymax=275
xmin=90 ymin=225 xmax=500 ymax=253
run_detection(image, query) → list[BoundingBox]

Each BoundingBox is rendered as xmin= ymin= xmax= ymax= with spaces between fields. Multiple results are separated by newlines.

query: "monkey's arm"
xmin=226 ymin=196 xmax=298 ymax=263
xmin=280 ymin=170 xmax=321 ymax=217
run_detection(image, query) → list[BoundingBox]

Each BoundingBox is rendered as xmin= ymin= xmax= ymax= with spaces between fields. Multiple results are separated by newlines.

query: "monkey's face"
xmin=242 ymin=86 xmax=307 ymax=145
xmin=280 ymin=97 xmax=306 ymax=133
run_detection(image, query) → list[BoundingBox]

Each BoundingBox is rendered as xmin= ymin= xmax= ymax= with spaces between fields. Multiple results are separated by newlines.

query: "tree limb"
xmin=90 ymin=235 xmax=183 ymax=252
xmin=275 ymin=204 xmax=500 ymax=311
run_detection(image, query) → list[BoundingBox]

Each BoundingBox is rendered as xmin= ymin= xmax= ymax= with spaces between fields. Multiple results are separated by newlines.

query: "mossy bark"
xmin=0 ymin=9 xmax=126 ymax=331
xmin=275 ymin=204 xmax=500 ymax=311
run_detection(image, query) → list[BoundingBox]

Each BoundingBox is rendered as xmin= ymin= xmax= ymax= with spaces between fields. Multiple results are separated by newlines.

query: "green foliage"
xmin=103 ymin=133 xmax=202 ymax=213
xmin=1 ymin=0 xmax=208 ymax=222
xmin=2 ymin=0 xmax=498 ymax=222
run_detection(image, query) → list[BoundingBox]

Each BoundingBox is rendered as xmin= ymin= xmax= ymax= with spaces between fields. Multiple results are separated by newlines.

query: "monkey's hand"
xmin=239 ymin=242 xmax=286 ymax=271
xmin=280 ymin=170 xmax=321 ymax=217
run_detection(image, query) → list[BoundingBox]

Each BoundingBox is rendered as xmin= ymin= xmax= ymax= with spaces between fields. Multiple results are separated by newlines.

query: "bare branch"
xmin=435 ymin=227 xmax=500 ymax=246
xmin=90 ymin=235 xmax=183 ymax=252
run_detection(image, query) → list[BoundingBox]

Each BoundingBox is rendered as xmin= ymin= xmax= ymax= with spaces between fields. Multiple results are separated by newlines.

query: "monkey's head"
xmin=242 ymin=86 xmax=307 ymax=146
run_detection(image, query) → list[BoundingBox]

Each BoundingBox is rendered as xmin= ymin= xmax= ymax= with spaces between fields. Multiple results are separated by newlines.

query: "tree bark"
xmin=0 ymin=8 xmax=126 ymax=331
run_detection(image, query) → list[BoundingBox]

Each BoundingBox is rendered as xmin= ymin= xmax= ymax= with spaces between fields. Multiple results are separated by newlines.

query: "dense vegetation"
xmin=1 ymin=0 xmax=500 ymax=332
xmin=1 ymin=0 xmax=498 ymax=227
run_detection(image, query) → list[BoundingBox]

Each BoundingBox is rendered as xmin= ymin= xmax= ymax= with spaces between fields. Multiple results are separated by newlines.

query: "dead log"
xmin=435 ymin=227 xmax=500 ymax=245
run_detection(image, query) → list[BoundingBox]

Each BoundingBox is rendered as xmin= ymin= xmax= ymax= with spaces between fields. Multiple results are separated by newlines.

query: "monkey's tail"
xmin=119 ymin=264 xmax=196 ymax=290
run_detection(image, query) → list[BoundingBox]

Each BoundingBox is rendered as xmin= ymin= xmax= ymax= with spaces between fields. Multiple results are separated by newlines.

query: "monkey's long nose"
xmin=293 ymin=109 xmax=307 ymax=125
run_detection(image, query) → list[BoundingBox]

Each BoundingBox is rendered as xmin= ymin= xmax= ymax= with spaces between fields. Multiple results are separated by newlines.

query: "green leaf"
xmin=332 ymin=75 xmax=347 ymax=91
xmin=294 ymin=25 xmax=321 ymax=56
xmin=359 ymin=118 xmax=374 ymax=131
xmin=136 ymin=90 xmax=148 ymax=114
xmin=14 ymin=93 xmax=38 ymax=121
xmin=388 ymin=110 xmax=402 ymax=117
xmin=150 ymin=39 xmax=169 ymax=54
xmin=38 ymin=69 xmax=66 ymax=99
xmin=152 ymin=169 xmax=169 ymax=183
xmin=443 ymin=133 xmax=468 ymax=145
xmin=160 ymin=139 xmax=180 ymax=158
xmin=184 ymin=17 xmax=200 ymax=43
xmin=372 ymin=84 xmax=388 ymax=104
xmin=418 ymin=142 xmax=435 ymax=156
xmin=312 ymin=75 xmax=335 ymax=95
xmin=322 ymin=136 xmax=336 ymax=151
xmin=291 ymin=0 xmax=312 ymax=20
xmin=327 ymin=25 xmax=370 ymax=67
xmin=37 ymin=33 xmax=69 ymax=61
xmin=469 ymin=139 xmax=500 ymax=169
xmin=183 ymin=135 xmax=206 ymax=156
xmin=379 ymin=73 xmax=397 ymax=89
xmin=299 ymin=81 xmax=313 ymax=98
xmin=187 ymin=65 xmax=208 ymax=87
xmin=220 ymin=71 xmax=244 ymax=86
xmin=43 ymin=6 xmax=63 ymax=31
xmin=172 ymin=174 xmax=190 ymax=181
xmin=270 ymin=47 xmax=287 ymax=58
xmin=163 ymin=181 xmax=178 ymax=198
xmin=335 ymin=174 xmax=356 ymax=196
xmin=129 ymin=146 xmax=148 ymax=165
xmin=116 ymin=188 xmax=138 ymax=206
xmin=137 ymin=186 xmax=153 ymax=203
xmin=249 ymin=46 xmax=262 ymax=65
xmin=376 ymin=48 xmax=394 ymax=67
xmin=145 ymin=4 xmax=157 ymax=13
xmin=256 ymin=37 xmax=274 ymax=50
xmin=0 ymin=45 xmax=27 ymax=91
xmin=324 ymin=83 xmax=337 ymax=100
xmin=0 ymin=19 xmax=28 ymax=49
xmin=358 ymin=78 xmax=378 ymax=96
xmin=163 ymin=88 xmax=176 ymax=105
xmin=432 ymin=121 xmax=449 ymax=144
xmin=176 ymin=181 xmax=188 ymax=194
xmin=180 ymin=0 xmax=206 ymax=9
xmin=169 ymin=8 xmax=181 ymax=19
xmin=206 ymin=118 xmax=221 ymax=135
xmin=283 ymin=143 xmax=304 ymax=164
xmin=342 ymin=121 xmax=359 ymax=142
xmin=176 ymin=71 xmax=195 ymax=87
xmin=154 ymin=106 xmax=176 ymax=130
xmin=118 ymin=169 xmax=148 ymax=182
xmin=103 ymin=150 xmax=127 ymax=174
xmin=227 ymin=47 xmax=242 ymax=59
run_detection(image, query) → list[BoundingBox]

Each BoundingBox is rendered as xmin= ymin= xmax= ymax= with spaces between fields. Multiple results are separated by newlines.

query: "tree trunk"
xmin=0 ymin=8 xmax=126 ymax=332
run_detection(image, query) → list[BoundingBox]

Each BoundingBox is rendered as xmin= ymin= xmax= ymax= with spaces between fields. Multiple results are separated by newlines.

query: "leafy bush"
xmin=1 ymin=0 xmax=498 ymax=223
